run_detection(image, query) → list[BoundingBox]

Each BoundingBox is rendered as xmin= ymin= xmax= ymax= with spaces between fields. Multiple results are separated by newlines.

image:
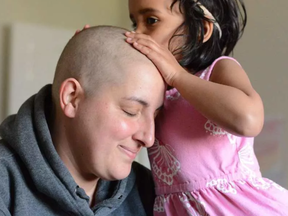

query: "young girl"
xmin=125 ymin=0 xmax=288 ymax=215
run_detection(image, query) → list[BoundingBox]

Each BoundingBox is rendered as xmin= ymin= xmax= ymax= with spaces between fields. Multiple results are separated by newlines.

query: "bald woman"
xmin=0 ymin=26 xmax=165 ymax=216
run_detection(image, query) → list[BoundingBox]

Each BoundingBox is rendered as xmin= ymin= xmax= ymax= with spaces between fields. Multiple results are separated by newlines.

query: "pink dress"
xmin=148 ymin=56 xmax=288 ymax=216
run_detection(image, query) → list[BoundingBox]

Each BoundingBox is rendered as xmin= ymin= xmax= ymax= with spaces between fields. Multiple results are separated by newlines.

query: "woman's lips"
xmin=119 ymin=145 xmax=140 ymax=160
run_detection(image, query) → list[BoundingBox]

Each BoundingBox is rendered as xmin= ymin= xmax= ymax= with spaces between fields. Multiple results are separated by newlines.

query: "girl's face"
xmin=129 ymin=0 xmax=185 ymax=51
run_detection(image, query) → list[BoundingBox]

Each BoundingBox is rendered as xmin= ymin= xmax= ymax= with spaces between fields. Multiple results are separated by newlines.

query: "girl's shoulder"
xmin=196 ymin=56 xmax=241 ymax=81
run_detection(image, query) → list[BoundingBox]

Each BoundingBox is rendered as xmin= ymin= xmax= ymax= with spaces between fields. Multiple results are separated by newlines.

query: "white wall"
xmin=0 ymin=0 xmax=129 ymax=121
xmin=0 ymin=0 xmax=128 ymax=29
xmin=6 ymin=23 xmax=75 ymax=116
xmin=234 ymin=1 xmax=288 ymax=131
xmin=233 ymin=1 xmax=288 ymax=184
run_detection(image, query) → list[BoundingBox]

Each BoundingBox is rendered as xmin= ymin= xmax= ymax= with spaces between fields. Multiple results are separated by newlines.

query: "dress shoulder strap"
xmin=197 ymin=56 xmax=241 ymax=81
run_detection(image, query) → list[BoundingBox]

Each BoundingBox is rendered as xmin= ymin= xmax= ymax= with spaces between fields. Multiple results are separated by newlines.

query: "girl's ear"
xmin=59 ymin=78 xmax=84 ymax=118
xmin=203 ymin=20 xmax=214 ymax=43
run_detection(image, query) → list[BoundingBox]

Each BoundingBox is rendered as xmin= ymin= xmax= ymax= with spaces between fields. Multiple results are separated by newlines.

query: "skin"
xmin=50 ymin=27 xmax=165 ymax=205
xmin=128 ymin=0 xmax=184 ymax=54
xmin=126 ymin=0 xmax=264 ymax=137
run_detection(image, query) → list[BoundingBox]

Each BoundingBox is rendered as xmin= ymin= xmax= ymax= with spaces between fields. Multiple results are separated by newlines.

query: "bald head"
xmin=52 ymin=25 xmax=153 ymax=102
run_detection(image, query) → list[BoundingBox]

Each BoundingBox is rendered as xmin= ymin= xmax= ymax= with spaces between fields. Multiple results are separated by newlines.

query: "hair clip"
xmin=194 ymin=0 xmax=222 ymax=38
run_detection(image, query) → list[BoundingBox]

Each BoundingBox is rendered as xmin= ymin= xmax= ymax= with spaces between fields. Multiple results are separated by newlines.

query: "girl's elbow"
xmin=236 ymin=112 xmax=264 ymax=137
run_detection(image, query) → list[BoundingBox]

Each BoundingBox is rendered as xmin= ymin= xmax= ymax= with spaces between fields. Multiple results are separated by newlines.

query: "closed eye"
xmin=124 ymin=110 xmax=137 ymax=117
xmin=154 ymin=105 xmax=163 ymax=118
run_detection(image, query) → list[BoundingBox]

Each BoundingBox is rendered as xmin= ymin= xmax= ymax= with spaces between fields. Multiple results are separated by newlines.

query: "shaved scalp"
xmin=52 ymin=25 xmax=152 ymax=102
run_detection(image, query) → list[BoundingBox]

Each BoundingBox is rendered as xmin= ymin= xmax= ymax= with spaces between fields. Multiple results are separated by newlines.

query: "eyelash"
xmin=124 ymin=110 xmax=137 ymax=117
xmin=131 ymin=17 xmax=159 ymax=29
xmin=131 ymin=22 xmax=137 ymax=29
xmin=146 ymin=17 xmax=158 ymax=25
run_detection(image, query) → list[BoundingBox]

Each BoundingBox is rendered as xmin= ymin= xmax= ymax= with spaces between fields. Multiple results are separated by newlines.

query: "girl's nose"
xmin=134 ymin=24 xmax=145 ymax=34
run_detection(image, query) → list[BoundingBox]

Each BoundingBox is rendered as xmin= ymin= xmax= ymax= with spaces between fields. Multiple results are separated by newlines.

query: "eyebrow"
xmin=124 ymin=96 xmax=148 ymax=107
xmin=124 ymin=96 xmax=163 ymax=111
xmin=139 ymin=8 xmax=161 ymax=15
xmin=130 ymin=8 xmax=161 ymax=19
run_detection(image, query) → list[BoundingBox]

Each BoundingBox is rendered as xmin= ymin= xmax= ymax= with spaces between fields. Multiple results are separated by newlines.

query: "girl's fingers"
xmin=74 ymin=25 xmax=90 ymax=36
xmin=126 ymin=36 xmax=159 ymax=51
xmin=133 ymin=42 xmax=152 ymax=55
xmin=133 ymin=41 xmax=165 ymax=66
xmin=125 ymin=31 xmax=132 ymax=37
xmin=129 ymin=39 xmax=158 ymax=56
xmin=83 ymin=24 xmax=90 ymax=30
xmin=126 ymin=37 xmax=133 ymax=43
xmin=125 ymin=31 xmax=153 ymax=41
xmin=125 ymin=31 xmax=137 ymax=38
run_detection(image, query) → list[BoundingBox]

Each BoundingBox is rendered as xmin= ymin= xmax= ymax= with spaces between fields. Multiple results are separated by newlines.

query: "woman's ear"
xmin=59 ymin=78 xmax=84 ymax=118
xmin=203 ymin=20 xmax=214 ymax=43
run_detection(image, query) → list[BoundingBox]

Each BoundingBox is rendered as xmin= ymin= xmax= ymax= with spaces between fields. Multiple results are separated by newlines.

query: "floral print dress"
xmin=148 ymin=56 xmax=288 ymax=216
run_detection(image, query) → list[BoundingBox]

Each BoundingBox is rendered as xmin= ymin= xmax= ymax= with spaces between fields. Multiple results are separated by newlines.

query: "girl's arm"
xmin=125 ymin=32 xmax=264 ymax=137
xmin=173 ymin=59 xmax=264 ymax=137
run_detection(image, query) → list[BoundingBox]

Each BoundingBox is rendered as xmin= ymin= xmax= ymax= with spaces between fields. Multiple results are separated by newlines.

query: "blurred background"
xmin=0 ymin=1 xmax=287 ymax=186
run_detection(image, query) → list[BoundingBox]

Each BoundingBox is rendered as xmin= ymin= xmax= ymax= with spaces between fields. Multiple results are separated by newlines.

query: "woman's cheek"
xmin=114 ymin=119 xmax=137 ymax=138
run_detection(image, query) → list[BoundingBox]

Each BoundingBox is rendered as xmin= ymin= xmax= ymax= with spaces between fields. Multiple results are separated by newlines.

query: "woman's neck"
xmin=50 ymin=111 xmax=99 ymax=207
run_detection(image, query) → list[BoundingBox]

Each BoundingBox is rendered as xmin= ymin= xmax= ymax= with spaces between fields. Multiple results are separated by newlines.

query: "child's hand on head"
xmin=125 ymin=31 xmax=185 ymax=87
xmin=74 ymin=24 xmax=90 ymax=36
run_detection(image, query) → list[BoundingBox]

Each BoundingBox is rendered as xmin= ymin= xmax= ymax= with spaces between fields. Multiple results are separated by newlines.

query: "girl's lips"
xmin=119 ymin=145 xmax=140 ymax=160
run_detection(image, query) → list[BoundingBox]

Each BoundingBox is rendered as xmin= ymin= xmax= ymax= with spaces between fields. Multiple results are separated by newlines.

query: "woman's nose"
xmin=133 ymin=118 xmax=155 ymax=148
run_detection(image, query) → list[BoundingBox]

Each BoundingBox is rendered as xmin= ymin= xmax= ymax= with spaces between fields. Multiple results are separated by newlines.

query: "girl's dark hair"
xmin=170 ymin=0 xmax=247 ymax=73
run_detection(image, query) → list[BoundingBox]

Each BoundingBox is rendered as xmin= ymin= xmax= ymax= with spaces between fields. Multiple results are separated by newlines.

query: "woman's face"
xmin=65 ymin=59 xmax=165 ymax=181
xmin=129 ymin=0 xmax=185 ymax=51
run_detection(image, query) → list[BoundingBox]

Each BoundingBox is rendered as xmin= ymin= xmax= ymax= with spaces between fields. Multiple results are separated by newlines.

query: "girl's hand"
xmin=74 ymin=24 xmax=90 ymax=36
xmin=125 ymin=31 xmax=185 ymax=87
xmin=125 ymin=33 xmax=264 ymax=137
